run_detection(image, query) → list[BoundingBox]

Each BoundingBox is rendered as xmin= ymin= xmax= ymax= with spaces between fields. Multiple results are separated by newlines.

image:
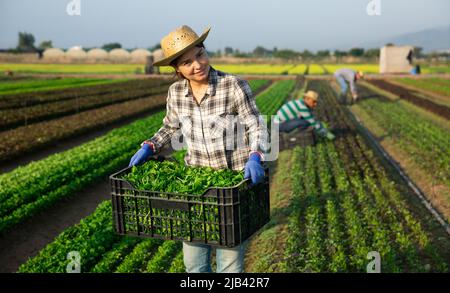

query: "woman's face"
xmin=175 ymin=46 xmax=210 ymax=83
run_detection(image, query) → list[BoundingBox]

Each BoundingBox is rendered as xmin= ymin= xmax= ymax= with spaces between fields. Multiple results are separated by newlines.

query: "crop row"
xmin=366 ymin=79 xmax=450 ymax=120
xmin=0 ymin=78 xmax=171 ymax=110
xmin=356 ymin=85 xmax=450 ymax=187
xmin=394 ymin=78 xmax=450 ymax=98
xmin=255 ymin=80 xmax=295 ymax=116
xmin=0 ymin=94 xmax=167 ymax=162
xmin=0 ymin=85 xmax=169 ymax=130
xmin=0 ymin=77 xmax=127 ymax=96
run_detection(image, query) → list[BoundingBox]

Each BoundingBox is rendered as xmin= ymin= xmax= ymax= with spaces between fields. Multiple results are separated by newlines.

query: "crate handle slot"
xmin=151 ymin=198 xmax=190 ymax=211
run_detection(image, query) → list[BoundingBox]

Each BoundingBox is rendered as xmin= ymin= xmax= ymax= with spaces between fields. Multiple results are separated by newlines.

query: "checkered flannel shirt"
xmin=144 ymin=67 xmax=269 ymax=171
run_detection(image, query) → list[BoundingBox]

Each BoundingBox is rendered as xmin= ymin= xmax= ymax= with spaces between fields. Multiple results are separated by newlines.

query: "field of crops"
xmin=323 ymin=64 xmax=380 ymax=74
xmin=350 ymin=80 xmax=450 ymax=223
xmin=3 ymin=63 xmax=450 ymax=77
xmin=0 ymin=67 xmax=449 ymax=274
xmin=282 ymin=81 xmax=449 ymax=272
xmin=0 ymin=63 xmax=384 ymax=75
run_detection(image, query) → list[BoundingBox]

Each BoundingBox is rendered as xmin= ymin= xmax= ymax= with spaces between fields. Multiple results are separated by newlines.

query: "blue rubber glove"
xmin=129 ymin=143 xmax=153 ymax=167
xmin=244 ymin=153 xmax=265 ymax=185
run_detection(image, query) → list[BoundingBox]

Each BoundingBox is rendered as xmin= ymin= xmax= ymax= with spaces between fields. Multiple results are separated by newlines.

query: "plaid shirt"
xmin=145 ymin=67 xmax=268 ymax=171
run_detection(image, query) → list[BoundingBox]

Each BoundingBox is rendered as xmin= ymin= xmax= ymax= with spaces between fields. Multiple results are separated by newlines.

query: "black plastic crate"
xmin=109 ymin=160 xmax=270 ymax=248
xmin=280 ymin=127 xmax=316 ymax=149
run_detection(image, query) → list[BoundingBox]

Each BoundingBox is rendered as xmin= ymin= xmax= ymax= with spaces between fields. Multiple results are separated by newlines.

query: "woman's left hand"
xmin=129 ymin=143 xmax=153 ymax=167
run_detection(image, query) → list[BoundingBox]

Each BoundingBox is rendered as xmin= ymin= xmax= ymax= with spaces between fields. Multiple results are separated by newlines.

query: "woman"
xmin=128 ymin=25 xmax=269 ymax=273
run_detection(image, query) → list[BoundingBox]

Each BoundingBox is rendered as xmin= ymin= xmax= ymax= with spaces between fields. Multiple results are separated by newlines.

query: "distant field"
xmin=288 ymin=64 xmax=308 ymax=74
xmin=1 ymin=63 xmax=449 ymax=75
xmin=214 ymin=64 xmax=295 ymax=75
xmin=323 ymin=64 xmax=379 ymax=74
xmin=308 ymin=64 xmax=326 ymax=74
xmin=422 ymin=64 xmax=450 ymax=74
xmin=0 ymin=64 xmax=145 ymax=74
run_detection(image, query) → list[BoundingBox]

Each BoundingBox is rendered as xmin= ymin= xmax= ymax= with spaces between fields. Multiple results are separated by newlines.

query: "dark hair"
xmin=170 ymin=43 xmax=206 ymax=80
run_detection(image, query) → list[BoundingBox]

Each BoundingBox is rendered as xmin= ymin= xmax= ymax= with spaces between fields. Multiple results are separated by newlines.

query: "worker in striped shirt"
xmin=273 ymin=90 xmax=335 ymax=140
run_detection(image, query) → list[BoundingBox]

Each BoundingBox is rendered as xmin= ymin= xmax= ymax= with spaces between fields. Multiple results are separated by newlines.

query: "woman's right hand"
xmin=129 ymin=143 xmax=154 ymax=167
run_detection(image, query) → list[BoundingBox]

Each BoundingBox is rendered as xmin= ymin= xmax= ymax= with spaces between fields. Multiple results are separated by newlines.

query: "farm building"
xmin=379 ymin=45 xmax=414 ymax=74
xmin=87 ymin=48 xmax=109 ymax=61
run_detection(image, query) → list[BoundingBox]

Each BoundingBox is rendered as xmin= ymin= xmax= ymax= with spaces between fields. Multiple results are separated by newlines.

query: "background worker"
xmin=334 ymin=68 xmax=364 ymax=105
xmin=273 ymin=90 xmax=335 ymax=140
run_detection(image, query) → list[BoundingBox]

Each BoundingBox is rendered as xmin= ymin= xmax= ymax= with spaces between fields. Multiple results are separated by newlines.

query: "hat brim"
xmin=153 ymin=27 xmax=211 ymax=67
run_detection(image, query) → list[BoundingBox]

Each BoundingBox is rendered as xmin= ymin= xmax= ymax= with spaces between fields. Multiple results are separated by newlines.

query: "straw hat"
xmin=303 ymin=90 xmax=319 ymax=101
xmin=153 ymin=25 xmax=211 ymax=67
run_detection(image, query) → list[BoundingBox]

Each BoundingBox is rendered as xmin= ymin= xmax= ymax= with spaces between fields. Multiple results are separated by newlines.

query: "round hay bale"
xmin=43 ymin=48 xmax=65 ymax=60
xmin=130 ymin=49 xmax=151 ymax=63
xmin=152 ymin=49 xmax=165 ymax=64
xmin=66 ymin=47 xmax=87 ymax=60
xmin=109 ymin=48 xmax=131 ymax=62
xmin=87 ymin=48 xmax=108 ymax=61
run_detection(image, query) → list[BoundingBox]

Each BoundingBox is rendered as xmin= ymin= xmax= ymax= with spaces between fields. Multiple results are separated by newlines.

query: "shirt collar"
xmin=183 ymin=66 xmax=217 ymax=97
xmin=299 ymin=99 xmax=310 ymax=109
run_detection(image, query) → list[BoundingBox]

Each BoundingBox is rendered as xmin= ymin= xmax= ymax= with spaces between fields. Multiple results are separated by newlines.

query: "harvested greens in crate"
xmin=110 ymin=155 xmax=270 ymax=247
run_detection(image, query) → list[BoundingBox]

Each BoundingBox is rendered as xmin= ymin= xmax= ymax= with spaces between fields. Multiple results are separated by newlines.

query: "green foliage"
xmin=0 ymin=111 xmax=166 ymax=234
xmin=123 ymin=160 xmax=244 ymax=195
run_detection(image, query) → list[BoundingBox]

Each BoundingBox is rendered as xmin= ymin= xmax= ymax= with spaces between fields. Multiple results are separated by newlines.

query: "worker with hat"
xmin=128 ymin=25 xmax=269 ymax=273
xmin=273 ymin=90 xmax=335 ymax=140
xmin=334 ymin=68 xmax=364 ymax=105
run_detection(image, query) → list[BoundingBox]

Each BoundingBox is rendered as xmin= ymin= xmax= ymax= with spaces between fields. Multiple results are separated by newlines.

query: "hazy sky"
xmin=1 ymin=0 xmax=449 ymax=51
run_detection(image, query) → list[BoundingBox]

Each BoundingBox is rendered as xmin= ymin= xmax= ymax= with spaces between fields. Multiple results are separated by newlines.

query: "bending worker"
xmin=273 ymin=90 xmax=335 ymax=140
xmin=334 ymin=68 xmax=364 ymax=105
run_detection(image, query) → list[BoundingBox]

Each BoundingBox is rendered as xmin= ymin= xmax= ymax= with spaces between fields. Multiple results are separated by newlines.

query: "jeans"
xmin=335 ymin=75 xmax=349 ymax=104
xmin=278 ymin=118 xmax=310 ymax=133
xmin=183 ymin=241 xmax=248 ymax=273
xmin=335 ymin=75 xmax=348 ymax=95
